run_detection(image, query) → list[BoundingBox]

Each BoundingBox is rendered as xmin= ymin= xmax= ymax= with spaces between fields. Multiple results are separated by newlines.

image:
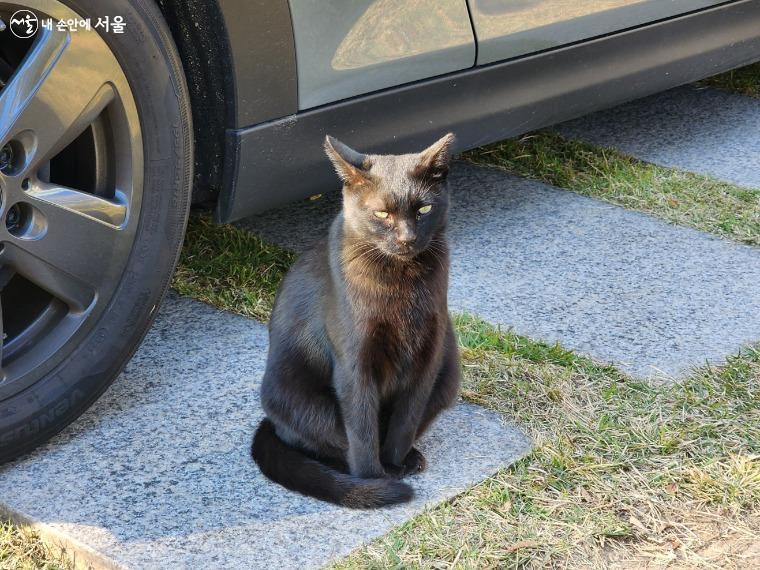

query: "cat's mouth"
xmin=383 ymin=243 xmax=421 ymax=260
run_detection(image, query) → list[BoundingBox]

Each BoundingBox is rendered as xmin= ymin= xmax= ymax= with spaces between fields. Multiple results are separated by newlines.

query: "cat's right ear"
xmin=324 ymin=135 xmax=371 ymax=187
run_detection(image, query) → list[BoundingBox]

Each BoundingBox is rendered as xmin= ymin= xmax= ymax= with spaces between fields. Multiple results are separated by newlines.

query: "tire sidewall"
xmin=0 ymin=0 xmax=192 ymax=461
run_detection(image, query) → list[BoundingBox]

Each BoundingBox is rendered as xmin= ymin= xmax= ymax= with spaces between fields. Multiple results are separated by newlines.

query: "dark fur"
xmin=251 ymin=134 xmax=461 ymax=508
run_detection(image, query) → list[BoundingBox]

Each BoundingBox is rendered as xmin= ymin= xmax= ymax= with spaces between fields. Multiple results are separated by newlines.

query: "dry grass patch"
xmin=336 ymin=316 xmax=760 ymax=568
xmin=0 ymin=521 xmax=72 ymax=570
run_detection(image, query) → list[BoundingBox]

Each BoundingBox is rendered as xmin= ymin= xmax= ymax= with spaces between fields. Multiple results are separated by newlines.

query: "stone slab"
xmin=240 ymin=162 xmax=760 ymax=378
xmin=556 ymin=85 xmax=760 ymax=189
xmin=0 ymin=295 xmax=530 ymax=570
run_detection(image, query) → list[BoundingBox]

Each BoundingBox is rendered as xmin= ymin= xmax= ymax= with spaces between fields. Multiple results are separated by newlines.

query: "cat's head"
xmin=324 ymin=133 xmax=455 ymax=259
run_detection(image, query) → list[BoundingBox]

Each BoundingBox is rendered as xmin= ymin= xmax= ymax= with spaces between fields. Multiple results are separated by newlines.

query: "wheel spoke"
xmin=0 ymin=25 xmax=117 ymax=171
xmin=0 ymin=242 xmax=94 ymax=312
xmin=29 ymin=181 xmax=127 ymax=227
xmin=1 ymin=183 xmax=129 ymax=312
xmin=0 ymin=265 xmax=13 ymax=290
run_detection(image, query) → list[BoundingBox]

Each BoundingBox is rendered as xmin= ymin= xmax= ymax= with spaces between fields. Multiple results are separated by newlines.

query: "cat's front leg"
xmin=334 ymin=365 xmax=386 ymax=479
xmin=380 ymin=377 xmax=435 ymax=472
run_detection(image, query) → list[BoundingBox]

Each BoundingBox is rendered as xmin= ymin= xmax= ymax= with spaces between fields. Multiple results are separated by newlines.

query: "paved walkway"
xmin=556 ymin=85 xmax=760 ymax=189
xmin=242 ymin=161 xmax=760 ymax=379
xmin=0 ymin=295 xmax=529 ymax=569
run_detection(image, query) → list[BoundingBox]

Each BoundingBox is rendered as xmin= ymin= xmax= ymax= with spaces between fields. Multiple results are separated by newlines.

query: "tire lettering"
xmin=0 ymin=389 xmax=85 ymax=446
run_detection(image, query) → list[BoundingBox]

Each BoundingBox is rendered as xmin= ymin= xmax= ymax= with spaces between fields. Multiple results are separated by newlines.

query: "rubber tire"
xmin=0 ymin=0 xmax=193 ymax=463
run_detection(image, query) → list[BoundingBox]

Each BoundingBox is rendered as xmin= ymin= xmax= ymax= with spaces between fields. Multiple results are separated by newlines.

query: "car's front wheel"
xmin=0 ymin=0 xmax=192 ymax=462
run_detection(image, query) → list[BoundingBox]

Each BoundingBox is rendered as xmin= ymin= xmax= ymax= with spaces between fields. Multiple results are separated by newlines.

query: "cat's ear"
xmin=324 ymin=135 xmax=371 ymax=187
xmin=414 ymin=133 xmax=456 ymax=181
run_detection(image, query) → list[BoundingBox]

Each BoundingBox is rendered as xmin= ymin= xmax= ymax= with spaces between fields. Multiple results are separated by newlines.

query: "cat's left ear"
xmin=414 ymin=133 xmax=456 ymax=181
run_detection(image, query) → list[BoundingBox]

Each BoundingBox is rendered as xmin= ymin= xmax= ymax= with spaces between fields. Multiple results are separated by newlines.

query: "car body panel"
xmin=469 ymin=0 xmax=728 ymax=64
xmin=217 ymin=0 xmax=760 ymax=222
xmin=287 ymin=0 xmax=476 ymax=109
xmin=216 ymin=0 xmax=298 ymax=126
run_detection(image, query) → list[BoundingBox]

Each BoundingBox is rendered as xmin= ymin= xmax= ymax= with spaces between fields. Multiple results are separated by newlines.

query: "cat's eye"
xmin=418 ymin=205 xmax=433 ymax=215
xmin=374 ymin=211 xmax=389 ymax=219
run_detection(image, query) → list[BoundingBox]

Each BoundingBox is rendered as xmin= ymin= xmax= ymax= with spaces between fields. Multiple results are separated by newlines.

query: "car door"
xmin=288 ymin=0 xmax=476 ymax=109
xmin=468 ymin=0 xmax=728 ymax=64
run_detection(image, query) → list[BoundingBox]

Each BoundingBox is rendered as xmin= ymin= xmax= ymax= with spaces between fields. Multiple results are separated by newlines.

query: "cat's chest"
xmin=355 ymin=308 xmax=442 ymax=393
xmin=343 ymin=263 xmax=447 ymax=387
xmin=348 ymin=264 xmax=443 ymax=311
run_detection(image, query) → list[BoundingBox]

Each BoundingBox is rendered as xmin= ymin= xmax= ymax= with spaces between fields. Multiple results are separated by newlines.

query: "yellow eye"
xmin=374 ymin=211 xmax=389 ymax=219
xmin=418 ymin=205 xmax=432 ymax=214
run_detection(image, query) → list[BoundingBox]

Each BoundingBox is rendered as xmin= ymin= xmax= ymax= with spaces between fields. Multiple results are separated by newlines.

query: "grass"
xmin=171 ymin=215 xmax=294 ymax=321
xmin=0 ymin=521 xmax=71 ymax=570
xmin=700 ymin=62 xmax=760 ymax=98
xmin=335 ymin=316 xmax=760 ymax=568
xmin=463 ymin=131 xmax=760 ymax=246
xmin=135 ymin=116 xmax=760 ymax=565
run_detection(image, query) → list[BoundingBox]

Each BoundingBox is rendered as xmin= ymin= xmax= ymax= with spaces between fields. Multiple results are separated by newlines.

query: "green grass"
xmin=335 ymin=316 xmax=760 ymax=568
xmin=700 ymin=61 xmax=760 ymax=98
xmin=171 ymin=215 xmax=295 ymax=321
xmin=463 ymin=131 xmax=760 ymax=246
xmin=0 ymin=521 xmax=71 ymax=570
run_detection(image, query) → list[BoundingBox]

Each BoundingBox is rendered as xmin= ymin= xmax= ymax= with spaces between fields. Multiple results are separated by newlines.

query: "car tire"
xmin=0 ymin=0 xmax=192 ymax=462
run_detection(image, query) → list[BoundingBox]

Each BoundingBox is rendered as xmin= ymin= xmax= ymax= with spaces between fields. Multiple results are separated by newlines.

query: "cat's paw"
xmin=382 ymin=462 xmax=406 ymax=479
xmin=383 ymin=448 xmax=427 ymax=479
xmin=402 ymin=447 xmax=427 ymax=475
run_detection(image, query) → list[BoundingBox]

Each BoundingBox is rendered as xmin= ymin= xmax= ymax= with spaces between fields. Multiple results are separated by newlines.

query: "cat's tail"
xmin=251 ymin=418 xmax=414 ymax=509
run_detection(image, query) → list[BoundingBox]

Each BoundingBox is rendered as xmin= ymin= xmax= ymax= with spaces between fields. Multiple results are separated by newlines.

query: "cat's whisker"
xmin=425 ymin=239 xmax=449 ymax=274
xmin=348 ymin=244 xmax=383 ymax=271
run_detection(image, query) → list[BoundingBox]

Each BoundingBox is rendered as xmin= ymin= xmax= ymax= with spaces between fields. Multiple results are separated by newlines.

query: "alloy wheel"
xmin=0 ymin=0 xmax=143 ymax=400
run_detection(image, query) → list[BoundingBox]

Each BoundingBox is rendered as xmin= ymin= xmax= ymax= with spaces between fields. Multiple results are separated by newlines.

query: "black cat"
xmin=251 ymin=134 xmax=461 ymax=508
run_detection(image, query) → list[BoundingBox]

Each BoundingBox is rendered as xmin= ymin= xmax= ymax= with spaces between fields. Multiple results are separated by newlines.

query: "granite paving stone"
xmin=0 ymin=294 xmax=530 ymax=570
xmin=240 ymin=162 xmax=760 ymax=378
xmin=555 ymin=85 xmax=760 ymax=189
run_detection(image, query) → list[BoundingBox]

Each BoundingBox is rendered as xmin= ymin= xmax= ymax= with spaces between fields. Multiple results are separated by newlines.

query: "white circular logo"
xmin=10 ymin=10 xmax=39 ymax=39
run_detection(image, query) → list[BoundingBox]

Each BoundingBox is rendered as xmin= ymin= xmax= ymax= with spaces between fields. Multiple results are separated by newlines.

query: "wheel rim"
xmin=0 ymin=0 xmax=143 ymax=399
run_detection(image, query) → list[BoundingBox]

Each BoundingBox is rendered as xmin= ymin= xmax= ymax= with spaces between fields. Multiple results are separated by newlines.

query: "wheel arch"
xmin=154 ymin=0 xmax=234 ymax=204
xmin=154 ymin=0 xmax=299 ymax=206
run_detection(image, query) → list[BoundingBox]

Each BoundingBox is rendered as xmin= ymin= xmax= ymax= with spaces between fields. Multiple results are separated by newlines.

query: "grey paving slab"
xmin=555 ymin=85 xmax=760 ymax=188
xmin=0 ymin=294 xmax=530 ymax=570
xmin=240 ymin=162 xmax=760 ymax=379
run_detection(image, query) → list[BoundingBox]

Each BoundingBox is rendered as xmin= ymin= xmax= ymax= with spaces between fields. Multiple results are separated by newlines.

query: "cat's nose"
xmin=396 ymin=223 xmax=416 ymax=245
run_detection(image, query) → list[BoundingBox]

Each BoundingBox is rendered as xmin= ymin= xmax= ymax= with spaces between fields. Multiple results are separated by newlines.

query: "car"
xmin=1 ymin=0 xmax=759 ymax=462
